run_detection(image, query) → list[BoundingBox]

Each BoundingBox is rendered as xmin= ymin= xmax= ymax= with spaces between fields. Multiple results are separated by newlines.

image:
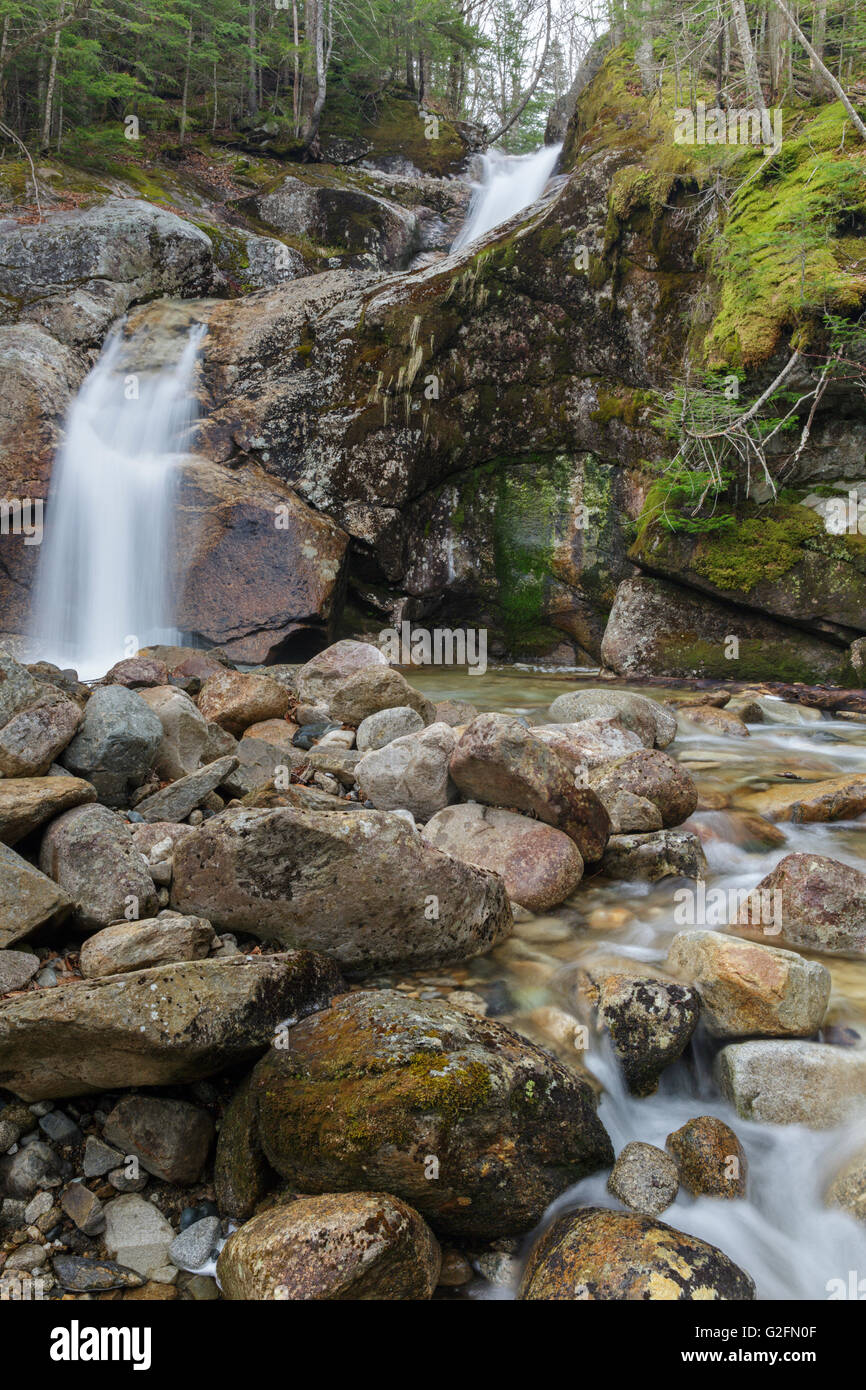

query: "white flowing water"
xmin=452 ymin=143 xmax=563 ymax=251
xmin=31 ymin=324 xmax=205 ymax=680
xmin=406 ymin=670 xmax=866 ymax=1300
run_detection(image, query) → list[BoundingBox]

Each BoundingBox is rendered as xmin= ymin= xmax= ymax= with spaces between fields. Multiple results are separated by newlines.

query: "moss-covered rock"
xmin=240 ymin=989 xmax=614 ymax=1239
xmin=601 ymin=576 xmax=857 ymax=684
xmin=518 ymin=1207 xmax=756 ymax=1299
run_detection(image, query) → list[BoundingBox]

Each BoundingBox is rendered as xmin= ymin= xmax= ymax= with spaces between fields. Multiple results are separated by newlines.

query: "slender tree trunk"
xmin=212 ymin=59 xmax=218 ymax=133
xmin=811 ymin=0 xmax=829 ymax=96
xmin=42 ymin=1 xmax=64 ymax=149
xmin=179 ymin=19 xmax=193 ymax=143
xmin=292 ymin=0 xmax=300 ymax=134
xmin=768 ymin=0 xmax=784 ymax=99
xmin=247 ymin=0 xmax=257 ymax=117
xmin=406 ymin=47 xmax=415 ymax=93
xmin=0 ymin=15 xmax=10 ymax=123
xmin=302 ymin=0 xmax=330 ymax=150
xmin=418 ymin=48 xmax=426 ymax=103
xmin=772 ymin=0 xmax=866 ymax=136
xmin=731 ymin=0 xmax=767 ymax=115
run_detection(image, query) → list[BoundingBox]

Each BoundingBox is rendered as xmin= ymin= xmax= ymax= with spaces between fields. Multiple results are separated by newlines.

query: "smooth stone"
xmin=716 ymin=1040 xmax=866 ymax=1127
xmin=39 ymin=803 xmax=158 ymax=930
xmin=422 ymin=803 xmax=583 ymax=912
xmin=0 ymin=774 xmax=96 ymax=847
xmin=666 ymin=929 xmax=830 ymax=1038
xmin=196 ymin=670 xmax=289 ymax=735
xmin=169 ymin=1215 xmax=221 ymax=1272
xmin=356 ymin=705 xmax=424 ymax=752
xmin=355 ymin=721 xmax=457 ymax=821
xmin=217 ymin=1194 xmax=441 ymax=1300
xmin=60 ymin=685 xmax=163 ymax=806
xmin=0 ymin=949 xmax=39 ymax=994
xmin=734 ymin=853 xmax=866 ymax=958
xmin=607 ymin=1141 xmax=679 ymax=1216
xmin=666 ymin=1116 xmax=748 ymax=1199
xmin=548 ymin=688 xmax=677 ymax=748
xmin=590 ymin=750 xmax=698 ymax=828
xmin=78 ymin=914 xmax=215 ymax=978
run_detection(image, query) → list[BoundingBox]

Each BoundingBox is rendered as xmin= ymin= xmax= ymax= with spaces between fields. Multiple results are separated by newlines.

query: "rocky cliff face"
xmin=2 ymin=60 xmax=865 ymax=680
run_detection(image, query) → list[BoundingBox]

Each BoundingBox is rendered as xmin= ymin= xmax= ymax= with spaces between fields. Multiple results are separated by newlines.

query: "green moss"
xmin=491 ymin=454 xmax=572 ymax=643
xmin=590 ymin=386 xmax=657 ymax=427
xmin=704 ymin=103 xmax=866 ymax=367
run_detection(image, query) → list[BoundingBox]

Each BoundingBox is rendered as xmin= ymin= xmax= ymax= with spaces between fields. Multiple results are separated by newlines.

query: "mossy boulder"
xmin=222 ymin=989 xmax=614 ymax=1239
xmin=630 ymin=500 xmax=866 ymax=638
xmin=601 ymin=576 xmax=856 ymax=684
xmin=518 ymin=1208 xmax=755 ymax=1299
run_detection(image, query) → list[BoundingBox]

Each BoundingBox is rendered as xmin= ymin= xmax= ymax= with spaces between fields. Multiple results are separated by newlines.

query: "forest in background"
xmin=0 ymin=2 xmax=864 ymax=162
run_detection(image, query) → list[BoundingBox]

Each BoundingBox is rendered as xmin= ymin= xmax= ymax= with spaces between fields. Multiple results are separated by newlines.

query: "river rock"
xmin=597 ymin=972 xmax=701 ymax=1096
xmin=103 ymin=1096 xmax=214 ymax=1184
xmin=0 ymin=652 xmax=41 ymax=725
xmin=825 ymin=1144 xmax=866 ymax=1222
xmin=0 ymin=697 xmax=83 ymax=776
xmin=0 ymin=842 xmax=72 ymax=947
xmin=530 ymin=716 xmax=645 ymax=772
xmin=103 ymin=656 xmax=171 ymax=688
xmin=0 ymin=951 xmax=341 ymax=1099
xmin=60 ymin=685 xmax=163 ymax=806
xmin=666 ymin=929 xmax=830 ymax=1038
xmin=598 ymin=788 xmax=663 ymax=833
xmin=295 ymin=640 xmax=388 ymax=705
xmin=329 ymin=667 xmax=434 ymax=726
xmin=78 ymin=915 xmax=215 ymax=978
xmin=171 ymin=805 xmax=512 ymax=975
xmin=133 ymin=755 xmax=239 ymax=823
xmin=241 ymin=719 xmax=299 ymax=750
xmin=39 ymin=803 xmax=158 ymax=929
xmin=716 ymin=1040 xmax=866 ymax=1127
xmin=733 ymin=853 xmax=866 ymax=957
xmin=665 ymin=1116 xmax=748 ymax=1198
xmin=196 ymin=669 xmax=290 ymax=735
xmin=601 ymin=829 xmax=706 ymax=881
xmin=677 ymin=705 xmax=750 ymax=738
xmin=449 ymin=713 xmax=610 ymax=861
xmin=422 ymin=803 xmax=583 ymax=912
xmin=214 ymin=1076 xmax=274 ymax=1220
xmin=547 ymin=688 xmax=677 ymax=748
xmin=736 ymin=775 xmax=866 ymax=822
xmin=355 ymin=722 xmax=456 ymax=821
xmin=103 ymin=1193 xmax=176 ymax=1281
xmin=51 ymin=1254 xmax=145 ymax=1293
xmin=356 ymin=705 xmax=424 ymax=751
xmin=0 ymin=948 xmax=39 ymax=994
xmin=169 ymin=1215 xmax=221 ymax=1273
xmin=138 ymin=685 xmax=209 ymax=779
xmin=0 ymin=774 xmax=96 ymax=846
xmin=434 ymin=699 xmax=479 ymax=727
xmin=0 ymin=1140 xmax=67 ymax=1197
xmin=234 ymin=989 xmax=613 ymax=1238
xmin=518 ymin=1208 xmax=755 ymax=1300
xmin=220 ymin=738 xmax=306 ymax=799
xmin=217 ymin=1193 xmax=441 ymax=1300
xmin=607 ymin=1141 xmax=679 ymax=1216
xmin=590 ymin=749 xmax=698 ymax=827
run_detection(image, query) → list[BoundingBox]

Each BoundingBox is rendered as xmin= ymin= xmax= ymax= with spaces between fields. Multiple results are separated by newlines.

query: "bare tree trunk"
xmin=292 ymin=0 xmax=300 ymax=134
xmin=767 ymin=0 xmax=784 ymax=99
xmin=731 ymin=0 xmax=767 ymax=114
xmin=302 ymin=0 xmax=331 ymax=150
xmin=1 ymin=15 xmax=11 ymax=123
xmin=212 ymin=59 xmax=218 ymax=133
xmin=811 ymin=0 xmax=829 ymax=96
xmin=42 ymin=1 xmax=64 ymax=148
xmin=247 ymin=0 xmax=257 ymax=117
xmin=772 ymin=0 xmax=866 ymax=136
xmin=418 ymin=48 xmax=426 ymax=104
xmin=179 ymin=19 xmax=193 ymax=143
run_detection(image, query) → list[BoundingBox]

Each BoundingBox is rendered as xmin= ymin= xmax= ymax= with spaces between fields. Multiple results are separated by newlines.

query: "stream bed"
xmin=389 ymin=667 xmax=866 ymax=1300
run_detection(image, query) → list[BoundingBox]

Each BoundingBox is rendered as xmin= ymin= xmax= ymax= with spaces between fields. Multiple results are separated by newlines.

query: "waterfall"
xmin=31 ymin=323 xmax=205 ymax=681
xmin=451 ymin=143 xmax=562 ymax=251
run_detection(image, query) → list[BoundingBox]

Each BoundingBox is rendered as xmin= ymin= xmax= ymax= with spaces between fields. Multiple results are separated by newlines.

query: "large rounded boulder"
xmin=217 ymin=1193 xmax=440 ymax=1300
xmin=518 ymin=1207 xmax=756 ymax=1299
xmin=222 ymin=989 xmax=614 ymax=1239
